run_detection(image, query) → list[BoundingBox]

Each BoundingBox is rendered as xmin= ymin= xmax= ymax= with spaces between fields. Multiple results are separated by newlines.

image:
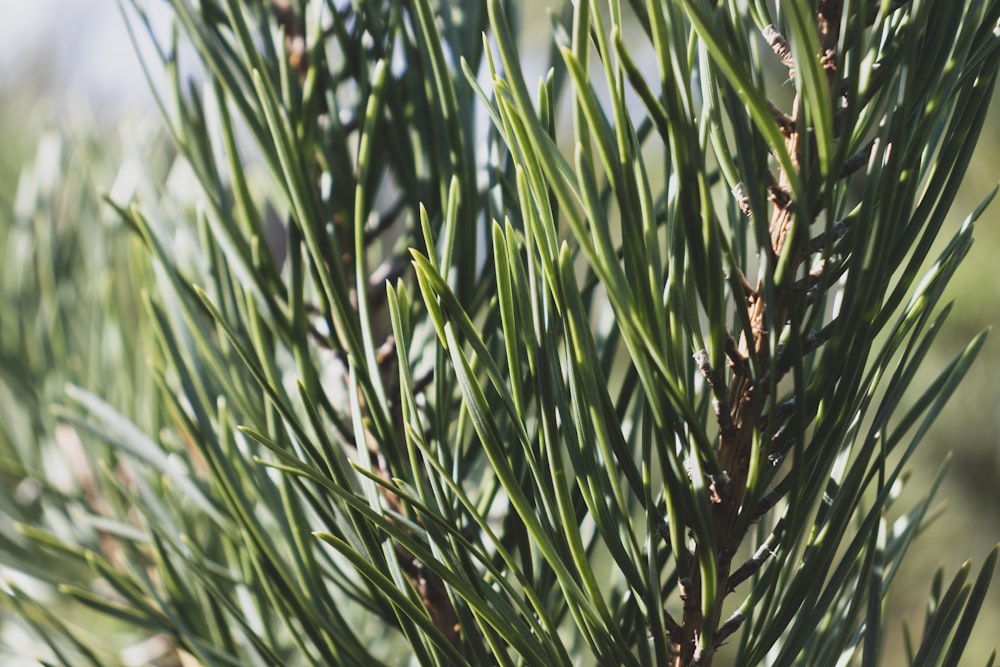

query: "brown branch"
xmin=725 ymin=335 xmax=751 ymax=377
xmin=675 ymin=4 xmax=846 ymax=658
xmin=665 ymin=611 xmax=684 ymax=642
xmin=767 ymin=170 xmax=794 ymax=212
xmin=768 ymin=100 xmax=796 ymax=136
xmin=762 ymin=24 xmax=795 ymax=72
xmin=696 ymin=350 xmax=738 ymax=444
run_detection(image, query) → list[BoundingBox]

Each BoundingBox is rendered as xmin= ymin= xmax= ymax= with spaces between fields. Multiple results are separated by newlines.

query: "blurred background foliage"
xmin=1 ymin=1 xmax=999 ymax=664
xmin=0 ymin=90 xmax=161 ymax=665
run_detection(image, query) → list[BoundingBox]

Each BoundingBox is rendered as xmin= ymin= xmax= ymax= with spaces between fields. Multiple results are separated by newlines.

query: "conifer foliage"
xmin=3 ymin=1 xmax=1000 ymax=665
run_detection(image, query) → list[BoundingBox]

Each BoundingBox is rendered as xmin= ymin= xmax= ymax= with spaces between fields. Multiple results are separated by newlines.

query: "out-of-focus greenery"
xmin=2 ymin=1 xmax=1000 ymax=666
xmin=0 ymin=87 xmax=167 ymax=663
xmin=884 ymin=99 xmax=1000 ymax=663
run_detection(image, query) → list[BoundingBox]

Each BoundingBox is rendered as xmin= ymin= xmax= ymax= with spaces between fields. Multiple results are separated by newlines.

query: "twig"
xmin=728 ymin=539 xmax=778 ymax=592
xmin=732 ymin=182 xmax=752 ymax=218
xmin=655 ymin=518 xmax=672 ymax=546
xmin=764 ymin=327 xmax=834 ymax=387
xmin=760 ymin=398 xmax=797 ymax=432
xmin=755 ymin=488 xmax=787 ymax=518
xmin=808 ymin=221 xmax=848 ymax=253
xmin=762 ymin=24 xmax=795 ymax=71
xmin=767 ymin=171 xmax=793 ymax=211
xmin=840 ymin=139 xmax=875 ymax=179
xmin=768 ymin=100 xmax=796 ymax=136
xmin=664 ymin=611 xmax=684 ymax=642
xmin=713 ymin=611 xmax=746 ymax=648
xmin=695 ymin=350 xmax=737 ymax=441
xmin=724 ymin=335 xmax=751 ymax=377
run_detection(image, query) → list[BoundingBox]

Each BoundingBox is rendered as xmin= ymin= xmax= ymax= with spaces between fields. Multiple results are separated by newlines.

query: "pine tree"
xmin=3 ymin=1 xmax=1000 ymax=665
